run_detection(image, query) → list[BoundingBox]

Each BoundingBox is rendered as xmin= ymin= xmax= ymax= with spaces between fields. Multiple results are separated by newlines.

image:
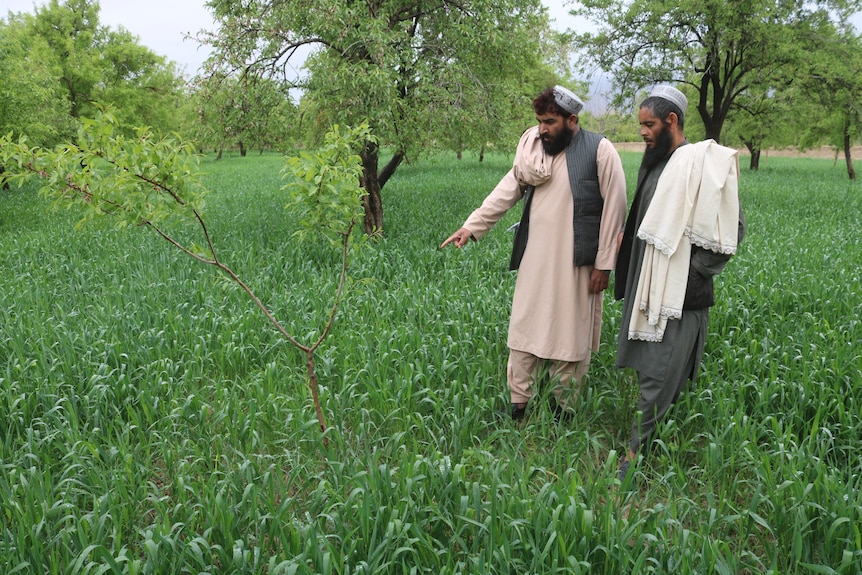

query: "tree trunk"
xmin=744 ymin=141 xmax=761 ymax=171
xmin=696 ymin=72 xmax=726 ymax=144
xmin=239 ymin=140 xmax=247 ymax=157
xmin=357 ymin=147 xmax=404 ymax=235
xmin=360 ymin=143 xmax=383 ymax=235
xmin=703 ymin=118 xmax=724 ymax=144
xmin=749 ymin=150 xmax=761 ymax=171
xmin=844 ymin=124 xmax=856 ymax=181
xmin=480 ymin=145 xmax=485 ymax=163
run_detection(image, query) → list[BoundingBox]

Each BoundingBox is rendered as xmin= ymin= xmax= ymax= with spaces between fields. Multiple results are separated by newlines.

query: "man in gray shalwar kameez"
xmin=614 ymin=85 xmax=746 ymax=480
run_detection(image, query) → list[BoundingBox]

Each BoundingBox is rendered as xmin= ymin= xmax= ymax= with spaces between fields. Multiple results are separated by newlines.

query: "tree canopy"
xmin=191 ymin=73 xmax=299 ymax=158
xmin=571 ymin=0 xmax=862 ymax=145
xmin=796 ymin=21 xmax=862 ymax=179
xmin=201 ymin=0 xmax=553 ymax=233
xmin=0 ymin=0 xmax=188 ymax=145
xmin=0 ymin=14 xmax=73 ymax=147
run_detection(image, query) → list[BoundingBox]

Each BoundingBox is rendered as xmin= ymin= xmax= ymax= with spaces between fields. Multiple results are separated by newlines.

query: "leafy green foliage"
xmin=39 ymin=112 xmax=203 ymax=230
xmin=1 ymin=0 xmax=188 ymax=143
xmin=0 ymin=15 xmax=74 ymax=147
xmin=794 ymin=25 xmax=862 ymax=178
xmin=571 ymin=0 xmax=862 ymax=144
xmin=282 ymin=123 xmax=373 ymax=245
xmin=202 ymin=0 xmax=551 ymax=231
xmin=1 ymin=111 xmax=376 ymax=448
xmin=190 ymin=73 xmax=299 ymax=156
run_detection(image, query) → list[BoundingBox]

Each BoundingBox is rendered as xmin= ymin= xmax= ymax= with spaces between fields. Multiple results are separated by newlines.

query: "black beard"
xmin=640 ymin=122 xmax=674 ymax=170
xmin=541 ymin=125 xmax=574 ymax=155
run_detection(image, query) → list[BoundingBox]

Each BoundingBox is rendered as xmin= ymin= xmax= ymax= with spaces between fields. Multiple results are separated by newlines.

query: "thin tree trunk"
xmin=749 ymin=150 xmax=761 ymax=171
xmin=844 ymin=125 xmax=856 ymax=180
xmin=357 ymin=148 xmax=405 ymax=235
xmin=745 ymin=141 xmax=761 ymax=171
xmin=305 ymin=349 xmax=328 ymax=439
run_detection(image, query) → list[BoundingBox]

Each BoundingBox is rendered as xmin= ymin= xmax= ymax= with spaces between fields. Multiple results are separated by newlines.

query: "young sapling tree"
xmin=0 ymin=111 xmax=374 ymax=444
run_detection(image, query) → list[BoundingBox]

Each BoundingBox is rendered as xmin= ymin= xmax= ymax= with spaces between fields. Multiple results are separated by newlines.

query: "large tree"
xmin=722 ymin=76 xmax=802 ymax=170
xmin=797 ymin=22 xmax=862 ymax=179
xmin=16 ymin=0 xmax=186 ymax=138
xmin=570 ymin=0 xmax=862 ymax=144
xmin=201 ymin=0 xmax=548 ymax=234
xmin=0 ymin=15 xmax=73 ymax=148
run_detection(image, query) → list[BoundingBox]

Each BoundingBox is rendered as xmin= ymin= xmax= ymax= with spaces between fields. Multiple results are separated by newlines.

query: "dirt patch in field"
xmin=745 ymin=145 xmax=862 ymax=160
xmin=613 ymin=142 xmax=862 ymax=160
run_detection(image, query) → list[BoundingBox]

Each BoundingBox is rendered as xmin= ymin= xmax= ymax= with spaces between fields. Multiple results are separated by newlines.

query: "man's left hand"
xmin=589 ymin=269 xmax=610 ymax=293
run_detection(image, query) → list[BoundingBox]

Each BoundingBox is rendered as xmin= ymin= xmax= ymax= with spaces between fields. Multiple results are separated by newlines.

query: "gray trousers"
xmin=630 ymin=308 xmax=708 ymax=453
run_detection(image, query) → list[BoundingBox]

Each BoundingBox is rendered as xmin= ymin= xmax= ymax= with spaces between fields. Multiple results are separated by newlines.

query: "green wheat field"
xmin=2 ymin=149 xmax=860 ymax=574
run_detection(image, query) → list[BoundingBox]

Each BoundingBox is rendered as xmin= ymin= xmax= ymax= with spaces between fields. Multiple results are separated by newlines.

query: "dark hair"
xmin=533 ymin=88 xmax=571 ymax=118
xmin=640 ymin=96 xmax=685 ymax=129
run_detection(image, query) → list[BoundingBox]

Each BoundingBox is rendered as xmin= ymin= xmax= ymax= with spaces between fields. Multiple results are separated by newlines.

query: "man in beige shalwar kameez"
xmin=441 ymin=86 xmax=627 ymax=421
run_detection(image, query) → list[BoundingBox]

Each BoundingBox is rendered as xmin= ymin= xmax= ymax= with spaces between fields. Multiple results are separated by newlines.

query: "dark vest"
xmin=509 ymin=128 xmax=605 ymax=270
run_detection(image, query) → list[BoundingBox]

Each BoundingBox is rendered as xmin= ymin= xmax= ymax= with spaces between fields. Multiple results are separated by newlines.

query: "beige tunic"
xmin=463 ymin=127 xmax=627 ymax=362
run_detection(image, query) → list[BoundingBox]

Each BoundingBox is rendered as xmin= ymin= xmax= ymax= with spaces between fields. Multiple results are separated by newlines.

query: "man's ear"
xmin=567 ymin=114 xmax=579 ymax=128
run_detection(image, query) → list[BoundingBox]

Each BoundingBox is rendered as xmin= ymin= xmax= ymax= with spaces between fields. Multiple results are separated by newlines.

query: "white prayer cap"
xmin=553 ymin=85 xmax=584 ymax=115
xmin=649 ymin=84 xmax=688 ymax=112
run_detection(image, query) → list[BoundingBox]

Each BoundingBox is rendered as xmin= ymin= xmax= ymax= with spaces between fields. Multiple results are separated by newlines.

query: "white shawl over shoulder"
xmin=628 ymin=139 xmax=740 ymax=342
xmin=513 ymin=126 xmax=553 ymax=187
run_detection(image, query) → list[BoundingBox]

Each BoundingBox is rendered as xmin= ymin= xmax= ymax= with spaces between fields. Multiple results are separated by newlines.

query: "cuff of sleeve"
xmin=464 ymin=226 xmax=483 ymax=241
xmin=594 ymin=247 xmax=616 ymax=271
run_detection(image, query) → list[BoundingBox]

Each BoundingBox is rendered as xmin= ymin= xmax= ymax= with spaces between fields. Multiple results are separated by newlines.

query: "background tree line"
xmin=2 ymin=0 xmax=860 ymax=223
xmin=573 ymin=0 xmax=862 ymax=176
xmin=0 ymin=0 xmax=186 ymax=147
